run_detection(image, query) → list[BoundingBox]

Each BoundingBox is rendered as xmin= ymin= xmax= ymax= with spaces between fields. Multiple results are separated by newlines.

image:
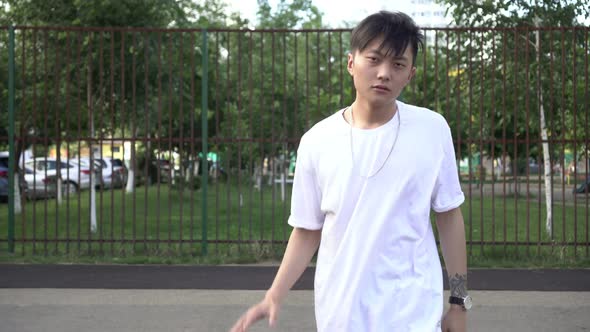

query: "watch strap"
xmin=449 ymin=296 xmax=465 ymax=306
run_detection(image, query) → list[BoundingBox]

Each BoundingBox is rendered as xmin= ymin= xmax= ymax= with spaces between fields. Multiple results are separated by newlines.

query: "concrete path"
xmin=1 ymin=289 xmax=590 ymax=331
xmin=1 ymin=265 xmax=589 ymax=331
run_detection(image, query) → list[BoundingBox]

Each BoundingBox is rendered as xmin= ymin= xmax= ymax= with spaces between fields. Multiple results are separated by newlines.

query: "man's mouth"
xmin=372 ymin=85 xmax=390 ymax=92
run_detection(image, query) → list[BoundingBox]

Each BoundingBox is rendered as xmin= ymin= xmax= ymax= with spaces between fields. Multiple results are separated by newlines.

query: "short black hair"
xmin=351 ymin=11 xmax=424 ymax=65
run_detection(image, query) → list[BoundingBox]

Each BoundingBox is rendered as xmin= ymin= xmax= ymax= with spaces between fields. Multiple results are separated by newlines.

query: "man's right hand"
xmin=229 ymin=228 xmax=321 ymax=331
xmin=229 ymin=295 xmax=281 ymax=332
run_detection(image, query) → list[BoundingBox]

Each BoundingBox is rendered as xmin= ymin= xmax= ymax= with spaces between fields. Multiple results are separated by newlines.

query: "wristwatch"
xmin=449 ymin=295 xmax=473 ymax=311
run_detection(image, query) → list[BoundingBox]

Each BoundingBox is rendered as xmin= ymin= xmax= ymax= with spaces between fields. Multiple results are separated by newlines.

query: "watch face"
xmin=463 ymin=295 xmax=473 ymax=310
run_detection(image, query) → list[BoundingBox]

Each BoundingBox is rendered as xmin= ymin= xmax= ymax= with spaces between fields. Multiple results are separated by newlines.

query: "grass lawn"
xmin=1 ymin=182 xmax=589 ymax=267
xmin=460 ymin=194 xmax=590 ymax=267
xmin=1 ymin=181 xmax=292 ymax=263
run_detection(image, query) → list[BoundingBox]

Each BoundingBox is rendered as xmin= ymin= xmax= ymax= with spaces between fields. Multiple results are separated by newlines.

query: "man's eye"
xmin=368 ymin=57 xmax=378 ymax=62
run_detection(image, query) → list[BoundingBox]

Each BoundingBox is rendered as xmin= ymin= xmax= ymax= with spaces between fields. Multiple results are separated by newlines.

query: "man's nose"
xmin=376 ymin=63 xmax=392 ymax=81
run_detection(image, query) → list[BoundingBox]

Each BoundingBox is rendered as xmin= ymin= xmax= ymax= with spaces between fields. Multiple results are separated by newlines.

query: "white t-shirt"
xmin=288 ymin=101 xmax=465 ymax=332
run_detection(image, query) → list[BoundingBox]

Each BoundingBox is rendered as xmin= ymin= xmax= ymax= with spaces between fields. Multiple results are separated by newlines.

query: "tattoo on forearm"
xmin=449 ymin=273 xmax=468 ymax=298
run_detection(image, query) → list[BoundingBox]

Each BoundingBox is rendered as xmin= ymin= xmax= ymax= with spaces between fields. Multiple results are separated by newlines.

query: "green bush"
xmin=171 ymin=174 xmax=201 ymax=191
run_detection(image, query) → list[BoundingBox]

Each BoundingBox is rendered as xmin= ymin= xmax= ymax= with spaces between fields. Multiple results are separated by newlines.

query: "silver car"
xmin=24 ymin=157 xmax=95 ymax=195
xmin=23 ymin=167 xmax=58 ymax=199
xmin=70 ymin=157 xmax=127 ymax=189
xmin=96 ymin=158 xmax=128 ymax=188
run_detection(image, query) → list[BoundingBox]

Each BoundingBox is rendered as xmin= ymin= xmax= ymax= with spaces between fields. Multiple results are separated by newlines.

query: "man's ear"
xmin=407 ymin=66 xmax=417 ymax=82
xmin=347 ymin=53 xmax=354 ymax=76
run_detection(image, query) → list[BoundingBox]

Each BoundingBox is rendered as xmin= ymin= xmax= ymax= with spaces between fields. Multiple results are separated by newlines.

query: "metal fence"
xmin=1 ymin=26 xmax=589 ymax=261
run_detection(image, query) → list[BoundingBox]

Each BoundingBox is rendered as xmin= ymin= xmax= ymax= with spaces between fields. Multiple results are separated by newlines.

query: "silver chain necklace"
xmin=349 ymin=104 xmax=401 ymax=178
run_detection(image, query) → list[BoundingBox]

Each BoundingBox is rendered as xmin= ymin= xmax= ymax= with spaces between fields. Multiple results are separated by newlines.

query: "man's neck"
xmin=348 ymin=99 xmax=398 ymax=129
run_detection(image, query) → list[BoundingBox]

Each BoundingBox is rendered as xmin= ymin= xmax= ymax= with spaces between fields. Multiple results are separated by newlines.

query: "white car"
xmin=24 ymin=157 xmax=96 ymax=195
xmin=96 ymin=158 xmax=128 ymax=189
xmin=71 ymin=157 xmax=127 ymax=189
xmin=23 ymin=167 xmax=58 ymax=199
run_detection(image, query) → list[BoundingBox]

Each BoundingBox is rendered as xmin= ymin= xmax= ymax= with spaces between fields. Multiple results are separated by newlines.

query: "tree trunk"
xmin=87 ymin=64 xmax=97 ymax=233
xmin=13 ymin=174 xmax=22 ymax=214
xmin=536 ymin=23 xmax=552 ymax=236
xmin=125 ymin=155 xmax=135 ymax=192
xmin=14 ymin=125 xmax=26 ymax=214
xmin=126 ymin=129 xmax=136 ymax=193
xmin=540 ymin=97 xmax=552 ymax=236
xmin=57 ymin=177 xmax=62 ymax=204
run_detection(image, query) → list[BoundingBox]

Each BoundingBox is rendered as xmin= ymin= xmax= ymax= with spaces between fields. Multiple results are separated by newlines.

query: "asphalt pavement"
xmin=1 ymin=265 xmax=589 ymax=332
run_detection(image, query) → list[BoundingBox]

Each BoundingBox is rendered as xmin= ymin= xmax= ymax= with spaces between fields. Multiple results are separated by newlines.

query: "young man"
xmin=230 ymin=11 xmax=470 ymax=332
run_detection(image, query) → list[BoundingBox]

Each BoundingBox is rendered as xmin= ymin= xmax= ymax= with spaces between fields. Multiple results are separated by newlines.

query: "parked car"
xmin=152 ymin=159 xmax=172 ymax=183
xmin=0 ymin=152 xmax=9 ymax=201
xmin=574 ymin=177 xmax=590 ymax=194
xmin=528 ymin=159 xmax=541 ymax=175
xmin=516 ymin=157 xmax=542 ymax=176
xmin=23 ymin=167 xmax=58 ymax=199
xmin=72 ymin=157 xmax=127 ymax=189
xmin=69 ymin=157 xmax=103 ymax=188
xmin=24 ymin=157 xmax=94 ymax=195
xmin=97 ymin=158 xmax=127 ymax=188
xmin=0 ymin=151 xmax=27 ymax=202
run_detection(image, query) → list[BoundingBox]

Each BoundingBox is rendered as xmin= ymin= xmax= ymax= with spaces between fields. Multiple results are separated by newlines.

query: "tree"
xmin=211 ymin=0 xmax=341 ymax=179
xmin=436 ymin=0 xmax=590 ymax=236
xmin=256 ymin=0 xmax=323 ymax=29
xmin=0 ymin=0 xmax=245 ymax=229
xmin=0 ymin=0 xmax=242 ymax=185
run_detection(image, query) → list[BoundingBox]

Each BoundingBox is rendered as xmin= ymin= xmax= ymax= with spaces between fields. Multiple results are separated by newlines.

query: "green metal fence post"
xmin=8 ymin=26 xmax=16 ymax=253
xmin=201 ymin=29 xmax=209 ymax=255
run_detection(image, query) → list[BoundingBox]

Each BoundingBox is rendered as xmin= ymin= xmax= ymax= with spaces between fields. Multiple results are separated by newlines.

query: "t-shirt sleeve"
xmin=431 ymin=120 xmax=465 ymax=213
xmin=287 ymin=135 xmax=324 ymax=230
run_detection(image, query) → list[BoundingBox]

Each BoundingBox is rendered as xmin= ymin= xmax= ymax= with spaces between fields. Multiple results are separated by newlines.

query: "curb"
xmin=1 ymin=264 xmax=589 ymax=291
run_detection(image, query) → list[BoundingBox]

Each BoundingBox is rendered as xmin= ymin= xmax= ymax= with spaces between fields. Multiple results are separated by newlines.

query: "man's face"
xmin=347 ymin=37 xmax=416 ymax=107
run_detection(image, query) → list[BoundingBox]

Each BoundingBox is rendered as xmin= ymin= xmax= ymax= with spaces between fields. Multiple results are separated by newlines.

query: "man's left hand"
xmin=441 ymin=305 xmax=466 ymax=332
